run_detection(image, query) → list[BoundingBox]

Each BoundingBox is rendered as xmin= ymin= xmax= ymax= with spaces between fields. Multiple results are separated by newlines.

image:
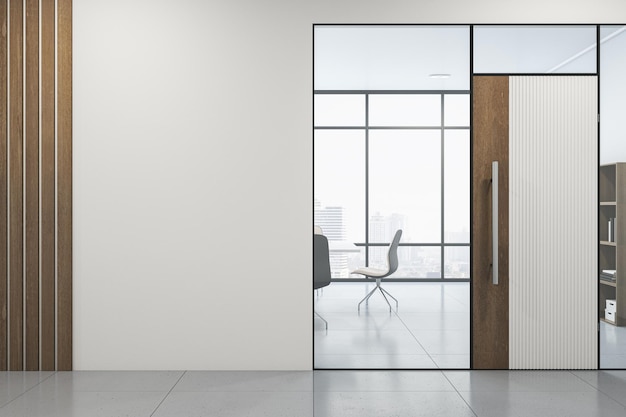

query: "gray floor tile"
xmin=601 ymin=355 xmax=626 ymax=369
xmin=315 ymin=295 xmax=397 ymax=314
xmin=445 ymin=371 xmax=596 ymax=392
xmin=600 ymin=341 xmax=626 ymax=356
xmin=600 ymin=321 xmax=626 ymax=368
xmin=314 ymin=283 xmax=470 ymax=369
xmin=0 ymin=372 xmax=54 ymax=407
xmin=572 ymin=370 xmax=626 ymax=406
xmin=313 ymin=391 xmax=475 ymax=417
xmin=4 ymin=370 xmax=626 ymax=416
xmin=379 ymin=283 xmax=468 ymax=300
xmin=313 ymin=370 xmax=454 ymax=392
xmin=38 ymin=371 xmax=183 ymax=392
xmin=395 ymin=298 xmax=469 ymax=314
xmin=431 ymin=355 xmax=470 ymax=369
xmin=315 ymin=330 xmax=427 ymax=355
xmin=173 ymin=371 xmax=313 ymax=392
xmin=398 ymin=312 xmax=469 ymax=330
xmin=0 ymin=389 xmax=165 ymax=417
xmin=152 ymin=391 xmax=314 ymax=417
xmin=408 ymin=329 xmax=470 ymax=355
xmin=313 ymin=312 xmax=407 ymax=331
xmin=314 ymin=354 xmax=437 ymax=369
xmin=459 ymin=390 xmax=626 ymax=417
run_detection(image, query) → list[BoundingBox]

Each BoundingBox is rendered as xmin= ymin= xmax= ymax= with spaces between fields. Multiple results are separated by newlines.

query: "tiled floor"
xmin=601 ymin=320 xmax=626 ymax=368
xmin=317 ymin=282 xmax=626 ymax=370
xmin=2 ymin=370 xmax=626 ymax=416
xmin=314 ymin=282 xmax=470 ymax=369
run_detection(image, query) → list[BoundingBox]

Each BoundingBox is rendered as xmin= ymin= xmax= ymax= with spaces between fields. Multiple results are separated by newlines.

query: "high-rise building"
xmin=314 ymin=205 xmax=345 ymax=241
xmin=368 ymin=212 xmax=407 ymax=271
xmin=314 ymin=203 xmax=349 ymax=277
xmin=369 ymin=213 xmax=387 ymax=242
xmin=368 ymin=213 xmax=388 ymax=267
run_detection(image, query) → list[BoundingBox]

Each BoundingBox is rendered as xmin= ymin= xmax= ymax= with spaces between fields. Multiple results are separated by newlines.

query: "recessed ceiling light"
xmin=429 ymin=73 xmax=452 ymax=79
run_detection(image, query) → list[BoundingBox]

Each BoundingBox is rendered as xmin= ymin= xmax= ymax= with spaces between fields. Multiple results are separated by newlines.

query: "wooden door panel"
xmin=472 ymin=76 xmax=509 ymax=369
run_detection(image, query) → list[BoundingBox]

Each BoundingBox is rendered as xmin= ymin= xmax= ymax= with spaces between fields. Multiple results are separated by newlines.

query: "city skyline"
xmin=315 ymin=199 xmax=469 ymax=279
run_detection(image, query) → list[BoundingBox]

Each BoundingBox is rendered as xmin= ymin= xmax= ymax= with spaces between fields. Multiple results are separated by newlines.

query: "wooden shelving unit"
xmin=599 ymin=163 xmax=626 ymax=326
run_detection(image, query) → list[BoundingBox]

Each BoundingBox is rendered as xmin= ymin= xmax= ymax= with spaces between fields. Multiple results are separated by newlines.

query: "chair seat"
xmin=351 ymin=267 xmax=388 ymax=278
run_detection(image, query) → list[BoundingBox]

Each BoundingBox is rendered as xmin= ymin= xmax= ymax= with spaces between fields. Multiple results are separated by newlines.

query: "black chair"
xmin=314 ymin=233 xmax=332 ymax=330
xmin=352 ymin=229 xmax=402 ymax=312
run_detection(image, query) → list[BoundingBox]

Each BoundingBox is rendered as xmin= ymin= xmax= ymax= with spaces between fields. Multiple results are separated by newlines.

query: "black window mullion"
xmin=326 ymin=90 xmax=470 ymax=280
xmin=441 ymin=93 xmax=446 ymax=279
xmin=365 ymin=93 xmax=370 ymax=269
xmin=596 ymin=24 xmax=601 ymax=370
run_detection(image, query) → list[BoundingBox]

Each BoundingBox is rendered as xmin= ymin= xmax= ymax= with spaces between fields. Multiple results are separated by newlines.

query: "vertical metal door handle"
xmin=492 ymin=161 xmax=499 ymax=285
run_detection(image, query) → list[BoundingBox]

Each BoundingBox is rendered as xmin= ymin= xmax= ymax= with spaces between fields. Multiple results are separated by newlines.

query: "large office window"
xmin=314 ymin=92 xmax=470 ymax=280
xmin=314 ymin=25 xmax=470 ymax=280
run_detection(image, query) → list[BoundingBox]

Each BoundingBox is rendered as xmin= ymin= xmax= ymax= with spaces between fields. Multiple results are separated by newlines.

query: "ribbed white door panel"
xmin=509 ymin=76 xmax=597 ymax=369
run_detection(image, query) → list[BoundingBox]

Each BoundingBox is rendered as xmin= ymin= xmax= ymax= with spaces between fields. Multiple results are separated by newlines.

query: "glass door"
xmin=313 ymin=25 xmax=471 ymax=369
xmin=472 ymin=25 xmax=598 ymax=369
xmin=599 ymin=25 xmax=626 ymax=369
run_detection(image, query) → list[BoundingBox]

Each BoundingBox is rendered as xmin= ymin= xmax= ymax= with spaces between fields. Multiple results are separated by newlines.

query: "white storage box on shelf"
xmin=607 ymin=299 xmax=617 ymax=312
xmin=606 ymin=309 xmax=616 ymax=322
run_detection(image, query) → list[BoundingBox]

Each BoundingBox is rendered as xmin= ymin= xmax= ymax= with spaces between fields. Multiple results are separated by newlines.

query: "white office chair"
xmin=352 ymin=229 xmax=402 ymax=312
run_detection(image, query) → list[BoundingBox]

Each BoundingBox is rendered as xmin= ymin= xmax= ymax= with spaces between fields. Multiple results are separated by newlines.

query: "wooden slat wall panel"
xmin=0 ymin=0 xmax=7 ymax=372
xmin=57 ymin=0 xmax=72 ymax=371
xmin=472 ymin=76 xmax=510 ymax=369
xmin=1 ymin=0 xmax=71 ymax=371
xmin=41 ymin=0 xmax=55 ymax=372
xmin=24 ymin=0 xmax=38 ymax=372
xmin=9 ymin=0 xmax=23 ymax=372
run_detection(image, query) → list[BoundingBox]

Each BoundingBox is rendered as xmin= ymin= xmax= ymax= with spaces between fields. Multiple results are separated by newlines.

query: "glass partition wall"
xmin=314 ymin=92 xmax=470 ymax=280
xmin=600 ymin=25 xmax=626 ymax=369
xmin=473 ymin=25 xmax=597 ymax=73
xmin=474 ymin=25 xmax=599 ymax=370
xmin=314 ymin=24 xmax=622 ymax=370
xmin=314 ymin=26 xmax=471 ymax=281
xmin=314 ymin=26 xmax=471 ymax=369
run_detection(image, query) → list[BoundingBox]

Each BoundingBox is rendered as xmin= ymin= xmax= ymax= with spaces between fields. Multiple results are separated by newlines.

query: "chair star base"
xmin=314 ymin=311 xmax=328 ymax=330
xmin=357 ymin=278 xmax=399 ymax=313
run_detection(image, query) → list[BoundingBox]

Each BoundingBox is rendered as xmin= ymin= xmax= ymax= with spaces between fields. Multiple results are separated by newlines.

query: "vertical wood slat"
xmin=8 ymin=0 xmax=23 ymax=371
xmin=57 ymin=0 xmax=72 ymax=371
xmin=3 ymin=0 xmax=69 ymax=371
xmin=24 ymin=0 xmax=38 ymax=372
xmin=40 ymin=0 xmax=55 ymax=371
xmin=0 ymin=0 xmax=8 ymax=372
xmin=509 ymin=76 xmax=597 ymax=369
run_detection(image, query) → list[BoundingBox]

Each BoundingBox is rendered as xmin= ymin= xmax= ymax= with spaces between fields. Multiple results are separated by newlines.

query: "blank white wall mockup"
xmin=74 ymin=0 xmax=626 ymax=370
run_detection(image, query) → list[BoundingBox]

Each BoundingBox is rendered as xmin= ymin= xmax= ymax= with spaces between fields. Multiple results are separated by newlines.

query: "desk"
xmin=328 ymin=241 xmax=361 ymax=253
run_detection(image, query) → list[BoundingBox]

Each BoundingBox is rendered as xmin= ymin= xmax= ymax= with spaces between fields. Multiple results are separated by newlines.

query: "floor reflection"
xmin=601 ymin=321 xmax=626 ymax=368
xmin=314 ymin=282 xmax=470 ymax=369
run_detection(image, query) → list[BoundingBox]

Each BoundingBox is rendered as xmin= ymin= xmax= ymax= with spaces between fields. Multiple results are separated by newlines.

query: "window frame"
xmin=314 ymin=90 xmax=471 ymax=282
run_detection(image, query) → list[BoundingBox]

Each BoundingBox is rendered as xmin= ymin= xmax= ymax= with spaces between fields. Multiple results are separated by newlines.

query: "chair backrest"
xmin=386 ymin=229 xmax=403 ymax=276
xmin=314 ymin=225 xmax=324 ymax=235
xmin=313 ymin=234 xmax=332 ymax=290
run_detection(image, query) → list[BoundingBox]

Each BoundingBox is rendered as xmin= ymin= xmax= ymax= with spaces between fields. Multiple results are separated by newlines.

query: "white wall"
xmin=73 ymin=0 xmax=626 ymax=370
